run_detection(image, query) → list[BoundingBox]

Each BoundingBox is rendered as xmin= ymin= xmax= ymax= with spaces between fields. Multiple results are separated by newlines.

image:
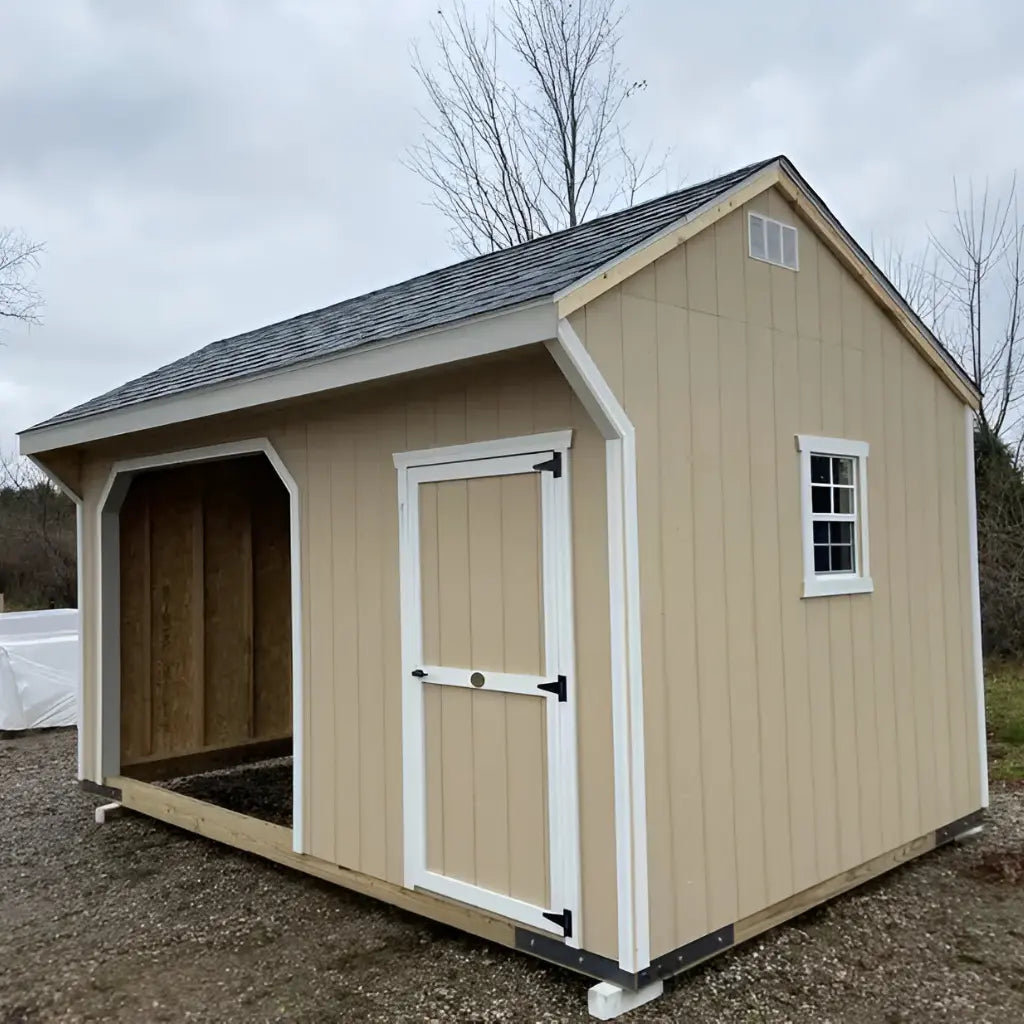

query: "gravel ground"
xmin=4 ymin=730 xmax=1024 ymax=1023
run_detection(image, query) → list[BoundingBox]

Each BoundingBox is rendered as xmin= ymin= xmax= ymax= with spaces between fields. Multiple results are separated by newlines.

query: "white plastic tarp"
xmin=0 ymin=608 xmax=79 ymax=730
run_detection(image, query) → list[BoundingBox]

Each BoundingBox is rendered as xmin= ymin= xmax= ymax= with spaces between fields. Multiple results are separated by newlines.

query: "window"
xmin=797 ymin=435 xmax=873 ymax=598
xmin=749 ymin=212 xmax=799 ymax=270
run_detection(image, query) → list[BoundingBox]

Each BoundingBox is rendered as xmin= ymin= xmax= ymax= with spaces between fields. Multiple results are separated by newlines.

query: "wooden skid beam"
xmin=121 ymin=736 xmax=293 ymax=782
xmin=106 ymin=775 xmax=517 ymax=948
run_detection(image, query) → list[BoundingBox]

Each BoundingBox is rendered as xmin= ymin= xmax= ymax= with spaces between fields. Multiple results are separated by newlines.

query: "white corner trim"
xmin=94 ymin=437 xmax=307 ymax=853
xmin=19 ymin=300 xmax=558 ymax=456
xmin=393 ymin=430 xmax=573 ymax=470
xmin=797 ymin=434 xmax=873 ymax=600
xmin=965 ymin=408 xmax=988 ymax=808
xmin=26 ymin=455 xmax=86 ymax=780
xmin=549 ymin=320 xmax=650 ymax=974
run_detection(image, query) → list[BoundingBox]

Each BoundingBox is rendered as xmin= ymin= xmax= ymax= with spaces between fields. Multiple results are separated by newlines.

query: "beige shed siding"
xmin=570 ymin=186 xmax=981 ymax=958
xmin=73 ymin=348 xmax=619 ymax=960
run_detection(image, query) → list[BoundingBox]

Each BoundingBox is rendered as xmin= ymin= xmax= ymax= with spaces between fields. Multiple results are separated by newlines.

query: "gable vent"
xmin=749 ymin=212 xmax=798 ymax=270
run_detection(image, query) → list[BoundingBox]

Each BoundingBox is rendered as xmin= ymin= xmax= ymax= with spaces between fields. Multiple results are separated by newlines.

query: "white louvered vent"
xmin=748 ymin=212 xmax=798 ymax=270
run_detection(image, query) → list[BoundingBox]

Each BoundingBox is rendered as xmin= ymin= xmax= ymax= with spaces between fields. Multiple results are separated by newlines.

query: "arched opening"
xmin=113 ymin=452 xmax=294 ymax=827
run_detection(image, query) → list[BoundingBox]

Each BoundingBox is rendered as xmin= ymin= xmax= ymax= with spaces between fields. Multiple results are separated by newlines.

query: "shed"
xmin=20 ymin=155 xmax=987 ymax=1019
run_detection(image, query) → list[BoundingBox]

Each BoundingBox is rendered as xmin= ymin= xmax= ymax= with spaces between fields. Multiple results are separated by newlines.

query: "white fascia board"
xmin=19 ymin=300 xmax=558 ymax=456
xmin=552 ymin=162 xmax=782 ymax=307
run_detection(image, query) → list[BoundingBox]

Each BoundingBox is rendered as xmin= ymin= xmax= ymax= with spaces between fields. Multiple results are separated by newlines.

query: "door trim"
xmin=394 ymin=431 xmax=581 ymax=945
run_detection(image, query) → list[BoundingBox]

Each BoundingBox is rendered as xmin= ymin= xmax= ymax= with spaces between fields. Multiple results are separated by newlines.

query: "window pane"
xmin=766 ymin=219 xmax=783 ymax=264
xmin=831 ymin=545 xmax=853 ymax=572
xmin=832 ymin=457 xmax=854 ymax=485
xmin=782 ymin=225 xmax=798 ymax=269
xmin=749 ymin=215 xmax=766 ymax=260
xmin=813 ymin=521 xmax=829 ymax=544
xmin=829 ymin=521 xmax=853 ymax=544
xmin=814 ymin=546 xmax=830 ymax=572
xmin=812 ymin=486 xmax=831 ymax=513
xmin=833 ymin=486 xmax=854 ymax=514
xmin=811 ymin=455 xmax=830 ymax=484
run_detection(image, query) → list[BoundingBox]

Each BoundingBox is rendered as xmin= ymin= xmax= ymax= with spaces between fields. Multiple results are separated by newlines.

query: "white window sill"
xmin=802 ymin=575 xmax=874 ymax=599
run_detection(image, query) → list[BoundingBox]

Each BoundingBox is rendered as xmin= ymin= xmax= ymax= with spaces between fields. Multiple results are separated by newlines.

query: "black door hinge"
xmin=532 ymin=452 xmax=562 ymax=478
xmin=537 ymin=674 xmax=567 ymax=702
xmin=543 ymin=907 xmax=573 ymax=938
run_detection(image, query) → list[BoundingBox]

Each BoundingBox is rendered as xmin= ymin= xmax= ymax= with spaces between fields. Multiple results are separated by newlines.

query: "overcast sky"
xmin=2 ymin=0 xmax=1022 ymax=452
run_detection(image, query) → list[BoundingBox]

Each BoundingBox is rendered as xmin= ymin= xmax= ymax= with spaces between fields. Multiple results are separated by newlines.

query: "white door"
xmin=396 ymin=437 xmax=580 ymax=942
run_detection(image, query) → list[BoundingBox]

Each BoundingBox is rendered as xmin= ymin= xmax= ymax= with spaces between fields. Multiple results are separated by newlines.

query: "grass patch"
xmin=986 ymin=663 xmax=1024 ymax=781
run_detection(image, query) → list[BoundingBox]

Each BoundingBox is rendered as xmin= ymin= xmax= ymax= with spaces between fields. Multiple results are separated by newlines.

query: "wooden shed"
xmin=20 ymin=156 xmax=987 ymax=1019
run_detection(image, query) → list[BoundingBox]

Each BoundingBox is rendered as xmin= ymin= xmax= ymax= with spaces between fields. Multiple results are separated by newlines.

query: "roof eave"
xmin=18 ymin=299 xmax=558 ymax=457
xmin=554 ymin=157 xmax=980 ymax=410
xmin=554 ymin=160 xmax=785 ymax=316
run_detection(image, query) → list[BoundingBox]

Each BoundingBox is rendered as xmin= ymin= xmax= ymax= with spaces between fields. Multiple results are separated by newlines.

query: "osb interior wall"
xmin=73 ymin=347 xmax=620 ymax=960
xmin=570 ymin=186 xmax=982 ymax=959
xmin=118 ymin=455 xmax=292 ymax=768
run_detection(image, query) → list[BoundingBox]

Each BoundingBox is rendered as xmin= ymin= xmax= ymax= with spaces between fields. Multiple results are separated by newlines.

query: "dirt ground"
xmin=4 ymin=730 xmax=1024 ymax=1023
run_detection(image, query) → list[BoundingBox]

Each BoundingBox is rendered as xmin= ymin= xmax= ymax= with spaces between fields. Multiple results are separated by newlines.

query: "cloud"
xmin=1 ymin=0 xmax=1023 ymax=451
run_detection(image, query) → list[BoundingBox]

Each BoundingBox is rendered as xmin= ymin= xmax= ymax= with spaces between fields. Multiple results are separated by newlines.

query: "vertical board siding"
xmin=81 ymin=349 xmax=618 ymax=959
xmin=579 ymin=187 xmax=982 ymax=958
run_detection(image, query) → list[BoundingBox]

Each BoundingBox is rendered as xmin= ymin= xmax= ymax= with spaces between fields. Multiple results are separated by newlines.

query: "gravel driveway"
xmin=3 ymin=729 xmax=1024 ymax=1023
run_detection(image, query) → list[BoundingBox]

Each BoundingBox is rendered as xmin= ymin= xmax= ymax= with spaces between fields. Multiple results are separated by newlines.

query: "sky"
xmin=1 ymin=0 xmax=1023 ymax=453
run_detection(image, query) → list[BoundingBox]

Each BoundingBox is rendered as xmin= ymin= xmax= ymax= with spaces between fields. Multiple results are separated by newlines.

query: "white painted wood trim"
xmin=19 ymin=301 xmax=557 ymax=456
xmin=393 ymin=430 xmax=573 ymax=469
xmin=398 ymin=465 xmax=425 ymax=888
xmin=396 ymin=436 xmax=580 ymax=943
xmin=407 ymin=451 xmax=555 ymax=485
xmin=416 ymin=871 xmax=566 ymax=937
xmin=550 ymin=320 xmax=650 ymax=973
xmin=965 ymin=409 xmax=988 ymax=808
xmin=554 ymin=442 xmax=583 ymax=947
xmin=416 ymin=668 xmax=549 ymax=695
xmin=552 ymin=164 xmax=782 ymax=309
xmin=797 ymin=434 xmax=874 ymax=599
xmin=94 ymin=438 xmax=307 ymax=852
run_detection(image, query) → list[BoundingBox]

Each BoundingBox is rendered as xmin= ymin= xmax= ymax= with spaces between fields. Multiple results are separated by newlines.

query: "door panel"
xmin=399 ymin=443 xmax=578 ymax=941
xmin=419 ymin=474 xmax=544 ymax=675
xmin=423 ymin=686 xmax=550 ymax=905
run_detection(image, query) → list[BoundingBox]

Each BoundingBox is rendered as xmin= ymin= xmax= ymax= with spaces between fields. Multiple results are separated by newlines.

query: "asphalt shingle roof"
xmin=32 ymin=157 xmax=778 ymax=431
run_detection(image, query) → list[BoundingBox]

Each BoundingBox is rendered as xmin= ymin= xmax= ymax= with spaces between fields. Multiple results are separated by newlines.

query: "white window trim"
xmin=748 ymin=211 xmax=799 ymax=271
xmin=797 ymin=434 xmax=873 ymax=598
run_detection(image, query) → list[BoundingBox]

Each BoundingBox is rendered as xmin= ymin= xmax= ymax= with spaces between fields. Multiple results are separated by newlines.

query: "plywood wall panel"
xmin=120 ymin=456 xmax=292 ymax=772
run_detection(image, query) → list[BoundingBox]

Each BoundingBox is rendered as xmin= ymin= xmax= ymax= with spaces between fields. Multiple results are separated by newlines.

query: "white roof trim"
xmin=552 ymin=160 xmax=783 ymax=305
xmin=19 ymin=300 xmax=557 ymax=455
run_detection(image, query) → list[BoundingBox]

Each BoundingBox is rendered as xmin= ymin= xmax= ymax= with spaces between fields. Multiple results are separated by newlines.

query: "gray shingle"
xmin=32 ymin=158 xmax=778 ymax=430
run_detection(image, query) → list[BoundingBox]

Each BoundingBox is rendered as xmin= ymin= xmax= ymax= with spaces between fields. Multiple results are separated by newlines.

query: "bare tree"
xmin=0 ymin=228 xmax=43 ymax=326
xmin=407 ymin=0 xmax=663 ymax=255
xmin=929 ymin=178 xmax=1024 ymax=444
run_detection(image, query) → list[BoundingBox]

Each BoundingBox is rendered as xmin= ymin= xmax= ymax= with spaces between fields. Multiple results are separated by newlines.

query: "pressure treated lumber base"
xmin=83 ymin=776 xmax=984 ymax=1000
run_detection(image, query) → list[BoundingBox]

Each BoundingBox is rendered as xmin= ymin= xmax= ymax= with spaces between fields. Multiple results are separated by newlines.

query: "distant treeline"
xmin=0 ymin=475 xmax=76 ymax=610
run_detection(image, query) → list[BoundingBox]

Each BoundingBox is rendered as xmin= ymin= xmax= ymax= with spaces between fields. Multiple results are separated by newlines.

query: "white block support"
xmin=588 ymin=981 xmax=664 ymax=1020
xmin=94 ymin=801 xmax=126 ymax=824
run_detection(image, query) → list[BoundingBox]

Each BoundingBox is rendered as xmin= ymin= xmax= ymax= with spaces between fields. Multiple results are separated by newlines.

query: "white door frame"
xmin=394 ymin=430 xmax=581 ymax=943
xmin=94 ymin=437 xmax=307 ymax=854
